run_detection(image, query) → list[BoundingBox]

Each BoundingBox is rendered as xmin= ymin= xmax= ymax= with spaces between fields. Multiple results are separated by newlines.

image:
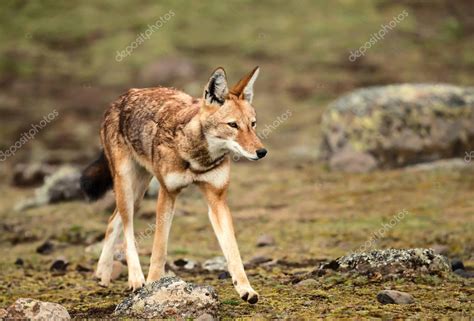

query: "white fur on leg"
xmin=124 ymin=225 xmax=145 ymax=290
xmin=96 ymin=213 xmax=122 ymax=286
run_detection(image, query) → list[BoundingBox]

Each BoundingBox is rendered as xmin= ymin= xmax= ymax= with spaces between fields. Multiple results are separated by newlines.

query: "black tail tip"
xmin=80 ymin=151 xmax=113 ymax=201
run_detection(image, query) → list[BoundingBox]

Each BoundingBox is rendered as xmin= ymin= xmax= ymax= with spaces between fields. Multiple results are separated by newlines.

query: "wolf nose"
xmin=256 ymin=148 xmax=267 ymax=159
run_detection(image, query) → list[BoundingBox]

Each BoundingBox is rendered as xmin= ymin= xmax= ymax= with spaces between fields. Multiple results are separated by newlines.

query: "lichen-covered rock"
xmin=6 ymin=298 xmax=70 ymax=320
xmin=14 ymin=166 xmax=83 ymax=211
xmin=327 ymin=248 xmax=450 ymax=277
xmin=114 ymin=277 xmax=219 ymax=319
xmin=203 ymin=256 xmax=227 ymax=272
xmin=320 ymin=84 xmax=474 ymax=170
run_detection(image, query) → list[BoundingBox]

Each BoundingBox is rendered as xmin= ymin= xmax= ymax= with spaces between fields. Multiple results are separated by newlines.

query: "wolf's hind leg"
xmin=113 ymin=156 xmax=151 ymax=291
xmin=96 ymin=209 xmax=122 ymax=286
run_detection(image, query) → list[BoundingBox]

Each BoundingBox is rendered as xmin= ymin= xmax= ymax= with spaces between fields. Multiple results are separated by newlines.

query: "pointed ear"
xmin=203 ymin=67 xmax=228 ymax=107
xmin=230 ymin=66 xmax=260 ymax=103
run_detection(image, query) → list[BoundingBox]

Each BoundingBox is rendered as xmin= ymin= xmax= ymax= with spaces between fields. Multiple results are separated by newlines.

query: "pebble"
xmin=295 ymin=278 xmax=318 ymax=287
xmin=110 ymin=261 xmax=125 ymax=280
xmin=256 ymin=234 xmax=276 ymax=247
xmin=451 ymin=259 xmax=465 ymax=271
xmin=377 ymin=290 xmax=414 ymax=305
xmin=218 ymin=271 xmax=231 ymax=280
xmin=50 ymin=257 xmax=69 ymax=272
xmin=36 ymin=240 xmax=55 ymax=255
xmin=453 ymin=269 xmax=474 ymax=279
xmin=5 ymin=298 xmax=70 ymax=320
xmin=203 ymin=256 xmax=227 ymax=272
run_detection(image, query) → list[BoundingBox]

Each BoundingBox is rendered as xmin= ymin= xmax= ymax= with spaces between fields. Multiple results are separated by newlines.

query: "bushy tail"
xmin=80 ymin=150 xmax=113 ymax=201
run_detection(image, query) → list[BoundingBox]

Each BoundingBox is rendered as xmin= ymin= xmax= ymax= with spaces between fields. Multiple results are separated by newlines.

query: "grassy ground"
xmin=0 ymin=0 xmax=473 ymax=319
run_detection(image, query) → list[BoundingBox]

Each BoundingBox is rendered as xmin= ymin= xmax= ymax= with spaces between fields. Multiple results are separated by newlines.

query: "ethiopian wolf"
xmin=80 ymin=67 xmax=266 ymax=304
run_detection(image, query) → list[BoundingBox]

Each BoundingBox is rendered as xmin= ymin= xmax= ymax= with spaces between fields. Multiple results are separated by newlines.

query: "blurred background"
xmin=0 ymin=0 xmax=472 ymax=318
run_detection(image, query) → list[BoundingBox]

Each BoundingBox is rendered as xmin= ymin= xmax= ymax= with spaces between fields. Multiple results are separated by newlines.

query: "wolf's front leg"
xmin=200 ymin=183 xmax=259 ymax=304
xmin=147 ymin=188 xmax=176 ymax=282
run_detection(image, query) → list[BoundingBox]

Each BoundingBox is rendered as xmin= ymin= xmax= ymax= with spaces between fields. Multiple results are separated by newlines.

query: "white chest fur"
xmin=163 ymin=165 xmax=229 ymax=191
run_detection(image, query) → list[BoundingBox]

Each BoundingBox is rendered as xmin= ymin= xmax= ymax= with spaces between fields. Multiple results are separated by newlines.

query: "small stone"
xmin=431 ymin=244 xmax=449 ymax=256
xmin=174 ymin=258 xmax=198 ymax=270
xmin=295 ymin=279 xmax=318 ymax=287
xmin=203 ymin=256 xmax=227 ymax=272
xmin=246 ymin=255 xmax=272 ymax=267
xmin=50 ymin=257 xmax=69 ymax=272
xmin=6 ymin=298 xmax=70 ymax=320
xmin=453 ymin=269 xmax=474 ymax=278
xmin=15 ymin=258 xmax=24 ymax=266
xmin=0 ymin=308 xmax=7 ymax=318
xmin=76 ymin=264 xmax=93 ymax=272
xmin=196 ymin=313 xmax=215 ymax=321
xmin=36 ymin=240 xmax=55 ymax=255
xmin=114 ymin=277 xmax=218 ymax=319
xmin=110 ymin=261 xmax=124 ymax=280
xmin=256 ymin=234 xmax=275 ymax=247
xmin=451 ymin=259 xmax=465 ymax=271
xmin=218 ymin=271 xmax=231 ymax=280
xmin=377 ymin=290 xmax=414 ymax=305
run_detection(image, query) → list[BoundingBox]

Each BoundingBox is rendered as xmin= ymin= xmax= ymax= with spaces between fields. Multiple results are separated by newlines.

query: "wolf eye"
xmin=251 ymin=121 xmax=256 ymax=128
xmin=227 ymin=122 xmax=238 ymax=129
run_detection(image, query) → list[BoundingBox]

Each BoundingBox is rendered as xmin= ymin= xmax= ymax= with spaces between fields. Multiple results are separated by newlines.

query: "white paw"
xmin=128 ymin=267 xmax=145 ymax=291
xmin=95 ymin=261 xmax=113 ymax=287
xmin=235 ymin=284 xmax=259 ymax=304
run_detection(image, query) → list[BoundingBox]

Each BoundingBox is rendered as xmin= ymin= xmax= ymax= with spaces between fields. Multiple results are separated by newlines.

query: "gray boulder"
xmin=325 ymin=248 xmax=450 ymax=277
xmin=5 ymin=298 xmax=70 ymax=320
xmin=114 ymin=277 xmax=219 ymax=319
xmin=321 ymin=84 xmax=474 ymax=170
xmin=15 ymin=166 xmax=83 ymax=211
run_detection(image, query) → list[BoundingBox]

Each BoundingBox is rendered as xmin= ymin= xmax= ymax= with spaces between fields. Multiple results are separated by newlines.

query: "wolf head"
xmin=200 ymin=67 xmax=267 ymax=161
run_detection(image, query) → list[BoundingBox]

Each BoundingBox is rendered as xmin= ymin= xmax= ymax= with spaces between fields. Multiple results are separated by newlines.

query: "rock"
xmin=246 ymin=255 xmax=272 ymax=267
xmin=321 ymin=84 xmax=474 ymax=169
xmin=430 ymin=244 xmax=450 ymax=256
xmin=174 ymin=258 xmax=199 ymax=270
xmin=0 ymin=308 xmax=7 ymax=318
xmin=5 ymin=298 xmax=70 ymax=320
xmin=36 ymin=240 xmax=55 ymax=255
xmin=76 ymin=263 xmax=93 ymax=272
xmin=451 ymin=258 xmax=465 ymax=271
xmin=12 ymin=163 xmax=56 ymax=187
xmin=15 ymin=166 xmax=84 ymax=211
xmin=295 ymin=278 xmax=318 ymax=287
xmin=329 ymin=148 xmax=378 ymax=173
xmin=110 ymin=261 xmax=125 ymax=280
xmin=203 ymin=256 xmax=227 ymax=272
xmin=114 ymin=277 xmax=218 ymax=319
xmin=453 ymin=269 xmax=474 ymax=278
xmin=406 ymin=158 xmax=470 ymax=172
xmin=195 ymin=312 xmax=215 ymax=321
xmin=218 ymin=271 xmax=231 ymax=280
xmin=256 ymin=234 xmax=276 ymax=247
xmin=377 ymin=290 xmax=414 ymax=304
xmin=50 ymin=257 xmax=69 ymax=272
xmin=336 ymin=248 xmax=450 ymax=277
